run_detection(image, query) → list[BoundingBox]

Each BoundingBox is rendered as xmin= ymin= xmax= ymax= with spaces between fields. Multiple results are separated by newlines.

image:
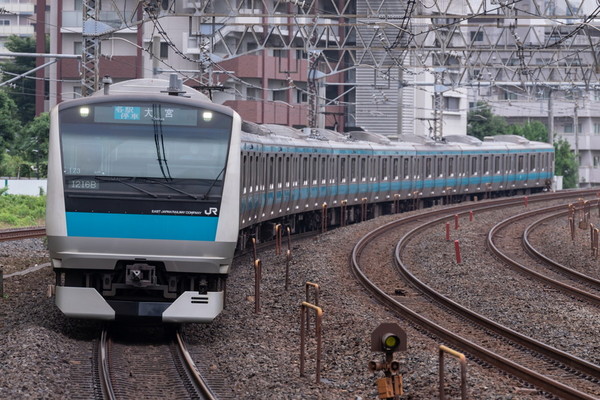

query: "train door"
xmin=264 ymin=154 xmax=275 ymax=219
xmin=469 ymin=154 xmax=481 ymax=194
xmin=381 ymin=156 xmax=391 ymax=201
xmin=300 ymin=155 xmax=309 ymax=210
xmin=339 ymin=155 xmax=349 ymax=200
xmin=391 ymin=156 xmax=400 ymax=199
xmin=516 ymin=153 xmax=526 ymax=188
xmin=413 ymin=156 xmax=423 ymax=194
xmin=529 ymin=152 xmax=540 ymax=183
xmin=309 ymin=155 xmax=319 ymax=208
xmin=482 ymin=155 xmax=491 ymax=192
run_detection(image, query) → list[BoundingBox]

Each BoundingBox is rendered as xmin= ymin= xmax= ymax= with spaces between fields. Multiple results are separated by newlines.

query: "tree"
xmin=507 ymin=120 xmax=548 ymax=142
xmin=14 ymin=112 xmax=49 ymax=178
xmin=467 ymin=102 xmax=509 ymax=140
xmin=0 ymin=36 xmax=37 ymax=125
xmin=554 ymin=138 xmax=578 ymax=189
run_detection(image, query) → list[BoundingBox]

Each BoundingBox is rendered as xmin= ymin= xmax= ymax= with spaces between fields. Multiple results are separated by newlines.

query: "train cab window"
xmin=382 ymin=158 xmax=389 ymax=181
xmin=403 ymin=158 xmax=410 ymax=179
xmin=448 ymin=157 xmax=454 ymax=176
xmin=393 ymin=158 xmax=399 ymax=180
xmin=360 ymin=158 xmax=367 ymax=182
xmin=518 ymin=155 xmax=524 ymax=172
xmin=483 ymin=156 xmax=490 ymax=175
xmin=311 ymin=157 xmax=318 ymax=185
xmin=471 ymin=157 xmax=478 ymax=175
xmin=437 ymin=158 xmax=443 ymax=177
xmin=351 ymin=158 xmax=357 ymax=182
xmin=425 ymin=158 xmax=432 ymax=178
xmin=341 ymin=157 xmax=347 ymax=183
xmin=494 ymin=156 xmax=501 ymax=174
xmin=321 ymin=157 xmax=327 ymax=184
xmin=530 ymin=154 xmax=536 ymax=171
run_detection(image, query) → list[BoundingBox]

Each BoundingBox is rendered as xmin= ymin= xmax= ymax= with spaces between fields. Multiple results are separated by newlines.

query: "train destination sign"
xmin=92 ymin=104 xmax=199 ymax=126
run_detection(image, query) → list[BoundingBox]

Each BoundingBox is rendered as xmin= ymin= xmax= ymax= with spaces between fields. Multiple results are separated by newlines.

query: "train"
xmin=46 ymin=77 xmax=554 ymax=323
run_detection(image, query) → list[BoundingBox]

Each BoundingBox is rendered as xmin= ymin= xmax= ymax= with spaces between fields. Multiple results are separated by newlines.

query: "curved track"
xmin=351 ymin=191 xmax=600 ymax=399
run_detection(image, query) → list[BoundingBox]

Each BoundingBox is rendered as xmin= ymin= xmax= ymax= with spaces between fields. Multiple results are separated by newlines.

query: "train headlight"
xmin=202 ymin=111 xmax=213 ymax=121
xmin=79 ymin=106 xmax=90 ymax=117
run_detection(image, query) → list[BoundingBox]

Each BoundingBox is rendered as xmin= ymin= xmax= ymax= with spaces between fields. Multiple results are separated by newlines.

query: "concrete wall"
xmin=1 ymin=179 xmax=47 ymax=196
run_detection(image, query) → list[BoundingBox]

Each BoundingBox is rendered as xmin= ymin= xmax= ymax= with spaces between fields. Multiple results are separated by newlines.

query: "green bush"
xmin=0 ymin=194 xmax=45 ymax=228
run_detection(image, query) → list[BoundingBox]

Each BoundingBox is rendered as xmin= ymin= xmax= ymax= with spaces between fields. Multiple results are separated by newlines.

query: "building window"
xmin=595 ymin=157 xmax=600 ymax=168
xmin=444 ymin=96 xmax=460 ymax=111
xmin=503 ymin=89 xmax=518 ymax=100
xmin=0 ymin=20 xmax=10 ymax=26
xmin=74 ymin=42 xmax=82 ymax=55
xmin=470 ymin=31 xmax=483 ymax=41
xmin=594 ymin=123 xmax=600 ymax=135
xmin=160 ymin=42 xmax=169 ymax=58
xmin=273 ymin=49 xmax=288 ymax=58
xmin=247 ymin=87 xmax=261 ymax=101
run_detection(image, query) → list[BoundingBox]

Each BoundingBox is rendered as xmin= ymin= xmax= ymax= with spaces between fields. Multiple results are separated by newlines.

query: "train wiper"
xmin=95 ymin=176 xmax=159 ymax=198
xmin=139 ymin=178 xmax=198 ymax=200
xmin=202 ymin=167 xmax=225 ymax=200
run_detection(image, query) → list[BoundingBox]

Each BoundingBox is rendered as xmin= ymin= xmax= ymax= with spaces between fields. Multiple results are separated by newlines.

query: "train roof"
xmin=92 ymin=78 xmax=211 ymax=102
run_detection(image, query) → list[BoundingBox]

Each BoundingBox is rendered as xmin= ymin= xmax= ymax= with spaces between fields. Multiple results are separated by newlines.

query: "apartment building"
xmin=0 ymin=0 xmax=35 ymax=53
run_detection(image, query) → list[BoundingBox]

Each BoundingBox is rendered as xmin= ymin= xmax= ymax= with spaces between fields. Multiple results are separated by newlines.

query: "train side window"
xmin=360 ymin=158 xmax=367 ymax=182
xmin=351 ymin=158 xmax=357 ymax=182
xmin=341 ymin=157 xmax=347 ymax=183
xmin=425 ymin=158 xmax=432 ymax=178
xmin=403 ymin=158 xmax=409 ymax=179
xmin=471 ymin=157 xmax=478 ymax=176
xmin=393 ymin=158 xmax=399 ymax=180
xmin=437 ymin=157 xmax=443 ymax=177
xmin=277 ymin=156 xmax=283 ymax=189
xmin=518 ymin=155 xmax=524 ymax=172
xmin=483 ymin=156 xmax=490 ymax=175
xmin=330 ymin=157 xmax=336 ymax=184
xmin=370 ymin=158 xmax=376 ymax=182
xmin=285 ymin=156 xmax=290 ymax=188
xmin=268 ymin=155 xmax=275 ymax=190
xmin=448 ymin=157 xmax=454 ymax=176
xmin=530 ymin=154 xmax=536 ymax=171
xmin=415 ymin=158 xmax=420 ymax=179
xmin=382 ymin=158 xmax=389 ymax=181
xmin=494 ymin=156 xmax=501 ymax=174
xmin=302 ymin=156 xmax=308 ymax=186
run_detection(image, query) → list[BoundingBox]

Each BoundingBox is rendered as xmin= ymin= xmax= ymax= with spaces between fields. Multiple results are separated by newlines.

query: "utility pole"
xmin=81 ymin=0 xmax=100 ymax=96
xmin=547 ymin=89 xmax=554 ymax=144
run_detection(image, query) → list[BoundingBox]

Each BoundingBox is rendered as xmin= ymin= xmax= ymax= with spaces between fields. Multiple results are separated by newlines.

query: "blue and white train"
xmin=46 ymin=78 xmax=554 ymax=323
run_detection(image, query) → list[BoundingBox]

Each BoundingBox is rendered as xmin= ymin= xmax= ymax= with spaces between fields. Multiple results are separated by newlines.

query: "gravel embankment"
xmin=1 ymin=206 xmax=595 ymax=399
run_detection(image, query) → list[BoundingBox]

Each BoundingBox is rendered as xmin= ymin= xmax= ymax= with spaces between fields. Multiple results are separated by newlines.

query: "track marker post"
xmin=251 ymin=238 xmax=261 ymax=313
xmin=454 ymin=214 xmax=459 ymax=230
xmin=300 ymin=302 xmax=323 ymax=383
xmin=454 ymin=240 xmax=462 ymax=264
xmin=445 ymin=222 xmax=450 ymax=241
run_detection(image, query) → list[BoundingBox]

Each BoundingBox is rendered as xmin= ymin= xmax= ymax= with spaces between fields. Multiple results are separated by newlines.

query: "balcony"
xmin=61 ymin=10 xmax=137 ymax=33
xmin=0 ymin=25 xmax=34 ymax=36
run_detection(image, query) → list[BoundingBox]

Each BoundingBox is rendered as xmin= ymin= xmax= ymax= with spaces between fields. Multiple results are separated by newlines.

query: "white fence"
xmin=1 ymin=179 xmax=47 ymax=196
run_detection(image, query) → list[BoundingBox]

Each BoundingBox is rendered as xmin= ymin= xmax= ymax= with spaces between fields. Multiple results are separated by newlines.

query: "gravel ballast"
xmin=1 ymin=207 xmax=595 ymax=399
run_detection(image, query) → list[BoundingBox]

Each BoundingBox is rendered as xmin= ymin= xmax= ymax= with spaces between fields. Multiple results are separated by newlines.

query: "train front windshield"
xmin=59 ymin=101 xmax=232 ymax=198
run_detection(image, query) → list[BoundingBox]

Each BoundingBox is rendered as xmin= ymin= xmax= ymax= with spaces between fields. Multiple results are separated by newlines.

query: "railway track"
xmin=0 ymin=226 xmax=45 ymax=241
xmin=350 ymin=191 xmax=600 ymax=399
xmin=488 ymin=204 xmax=600 ymax=306
xmin=96 ymin=326 xmax=219 ymax=400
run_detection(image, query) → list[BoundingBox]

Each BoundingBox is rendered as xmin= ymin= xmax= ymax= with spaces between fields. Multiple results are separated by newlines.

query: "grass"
xmin=0 ymin=195 xmax=46 ymax=228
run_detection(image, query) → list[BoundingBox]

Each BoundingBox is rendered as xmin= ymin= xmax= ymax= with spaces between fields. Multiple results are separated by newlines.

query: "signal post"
xmin=368 ymin=323 xmax=407 ymax=399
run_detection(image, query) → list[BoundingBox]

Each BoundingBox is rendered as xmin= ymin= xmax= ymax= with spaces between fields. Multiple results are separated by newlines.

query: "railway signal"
xmin=369 ymin=323 xmax=407 ymax=399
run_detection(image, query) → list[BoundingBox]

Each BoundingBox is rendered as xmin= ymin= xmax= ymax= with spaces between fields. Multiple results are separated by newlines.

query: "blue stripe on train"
xmin=65 ymin=212 xmax=218 ymax=241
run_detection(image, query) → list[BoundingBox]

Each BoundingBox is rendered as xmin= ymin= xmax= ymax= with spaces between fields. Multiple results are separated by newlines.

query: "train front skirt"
xmin=55 ymin=286 xmax=224 ymax=323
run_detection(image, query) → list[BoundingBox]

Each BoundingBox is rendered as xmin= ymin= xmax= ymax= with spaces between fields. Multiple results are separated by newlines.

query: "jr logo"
xmin=205 ymin=207 xmax=218 ymax=216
